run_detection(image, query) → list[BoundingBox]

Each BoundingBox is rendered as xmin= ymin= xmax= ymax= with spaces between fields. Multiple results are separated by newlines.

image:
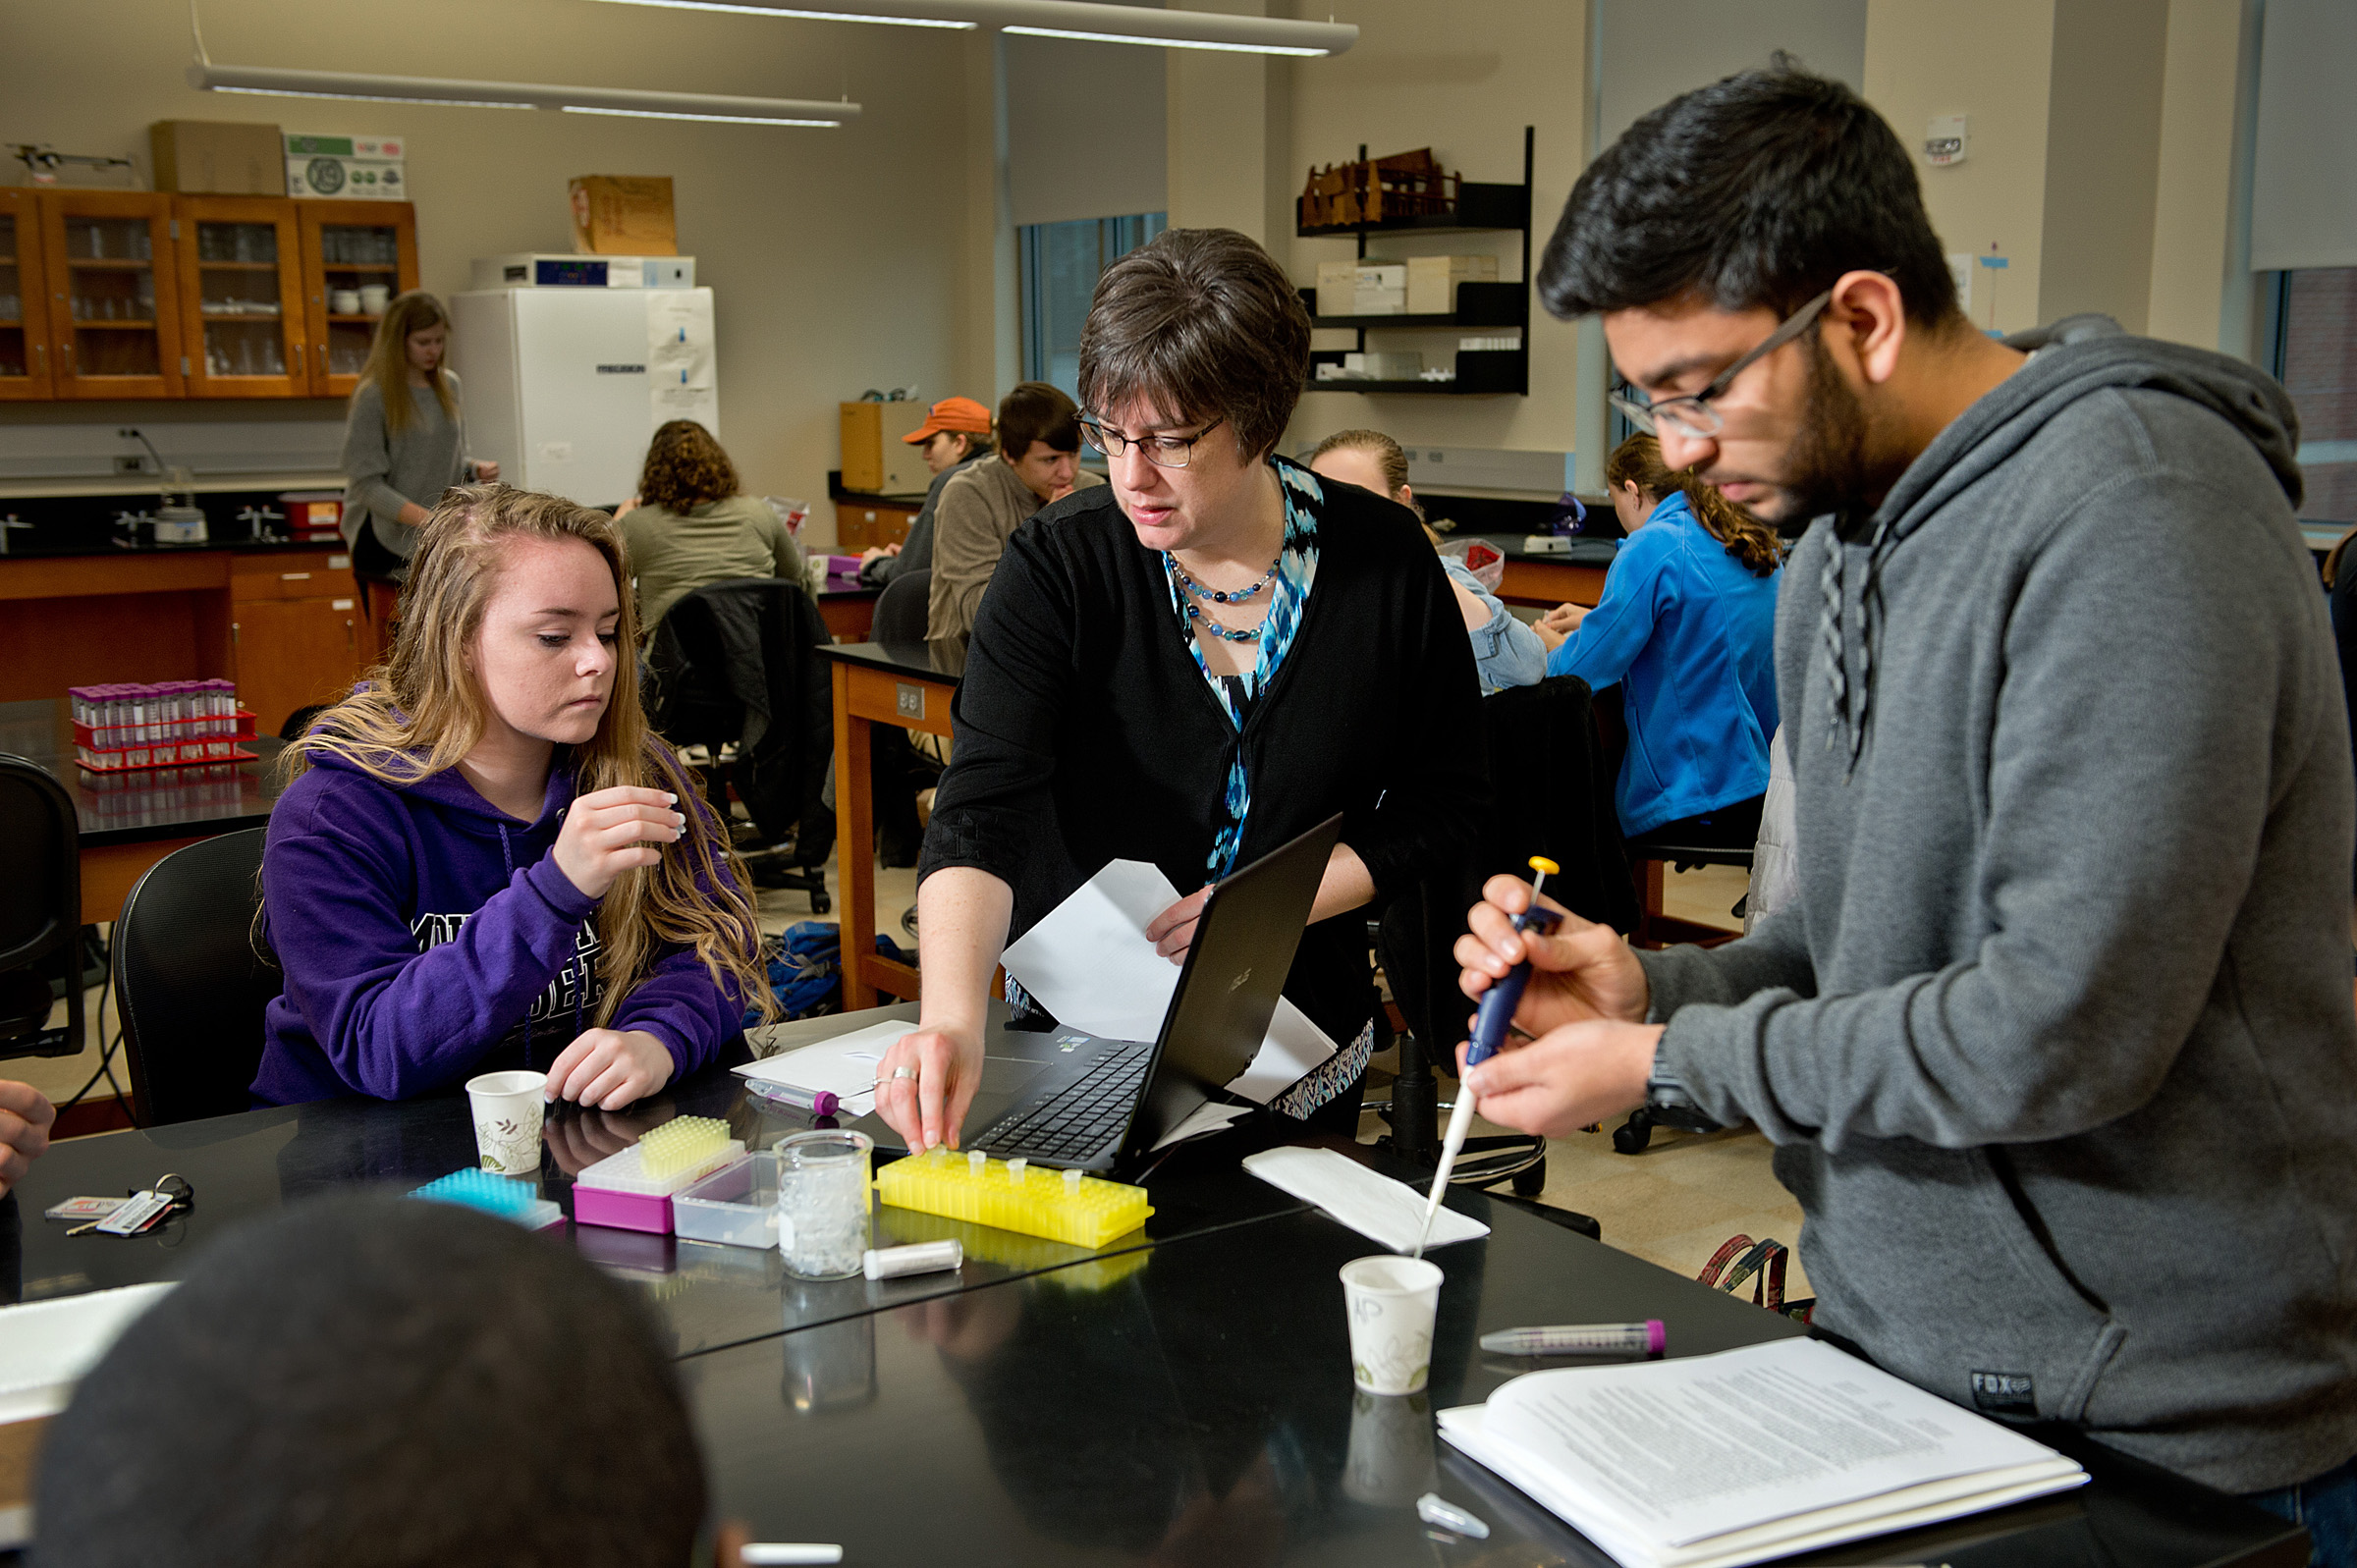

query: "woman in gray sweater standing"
xmin=340 ymin=291 xmax=496 ymax=623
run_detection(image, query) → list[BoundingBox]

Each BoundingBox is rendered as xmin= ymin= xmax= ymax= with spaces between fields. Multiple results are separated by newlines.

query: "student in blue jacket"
xmin=1543 ymin=433 xmax=1782 ymax=841
xmin=252 ymin=486 xmax=773 ymax=1108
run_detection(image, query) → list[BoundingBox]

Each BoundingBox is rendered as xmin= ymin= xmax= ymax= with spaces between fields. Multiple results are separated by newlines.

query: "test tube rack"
xmin=879 ymin=1207 xmax=1152 ymax=1294
xmin=873 ymin=1147 xmax=1153 ymax=1250
xmin=574 ymin=1116 xmax=742 ymax=1234
xmin=410 ymin=1168 xmax=562 ymax=1230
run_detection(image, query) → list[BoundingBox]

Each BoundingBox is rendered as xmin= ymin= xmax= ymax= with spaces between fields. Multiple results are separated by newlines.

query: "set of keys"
xmin=45 ymin=1172 xmax=195 ymax=1237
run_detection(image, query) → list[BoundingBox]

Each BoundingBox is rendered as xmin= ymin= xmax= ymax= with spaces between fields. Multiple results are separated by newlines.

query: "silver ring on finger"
xmin=892 ymin=1065 xmax=919 ymax=1081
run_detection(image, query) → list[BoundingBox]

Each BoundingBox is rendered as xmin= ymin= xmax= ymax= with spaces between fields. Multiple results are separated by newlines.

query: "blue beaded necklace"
xmin=1164 ymin=552 xmax=1277 ymax=643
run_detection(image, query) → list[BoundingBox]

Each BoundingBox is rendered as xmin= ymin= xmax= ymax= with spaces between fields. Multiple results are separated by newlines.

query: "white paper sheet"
xmin=736 ymin=1018 xmax=917 ymax=1118
xmin=0 ymin=1282 xmax=177 ymax=1426
xmin=645 ymin=290 xmax=716 ymax=428
xmin=1150 ymin=1101 xmax=1253 ymax=1152
xmin=1437 ymin=1337 xmax=2088 ymax=1568
xmin=1002 ymin=859 xmax=1338 ymax=1106
xmin=1241 ymin=1145 xmax=1489 ymax=1251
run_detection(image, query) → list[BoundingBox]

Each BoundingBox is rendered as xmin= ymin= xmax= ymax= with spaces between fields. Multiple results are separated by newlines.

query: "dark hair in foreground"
xmin=995 ymin=381 xmax=1082 ymax=461
xmin=1078 ymin=228 xmax=1310 ymax=460
xmin=639 ymin=418 xmax=740 ymax=513
xmin=1607 ymin=433 xmax=1782 ymax=576
xmin=36 ymin=1196 xmax=708 ymax=1568
xmin=1539 ymin=57 xmax=1959 ymax=329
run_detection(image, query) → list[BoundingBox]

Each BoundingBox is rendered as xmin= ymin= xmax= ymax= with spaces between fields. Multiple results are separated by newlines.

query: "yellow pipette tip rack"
xmin=637 ymin=1115 xmax=733 ymax=1180
xmin=874 ymin=1147 xmax=1154 ymax=1249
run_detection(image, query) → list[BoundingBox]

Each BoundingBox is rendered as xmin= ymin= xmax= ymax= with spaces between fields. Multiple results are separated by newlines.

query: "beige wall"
xmin=1864 ymin=0 xmax=2057 ymax=336
xmin=1274 ymin=0 xmax=1589 ymax=468
xmin=2037 ymin=0 xmax=2168 ymax=330
xmin=2146 ymin=0 xmax=2248 ymax=349
xmin=1866 ymin=0 xmax=2247 ymax=348
xmin=0 ymin=0 xmax=977 ymax=546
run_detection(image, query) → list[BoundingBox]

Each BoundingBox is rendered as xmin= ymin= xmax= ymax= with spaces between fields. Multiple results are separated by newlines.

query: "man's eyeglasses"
xmin=1078 ymin=413 xmax=1225 ymax=469
xmin=1610 ymin=289 xmax=1835 ymax=441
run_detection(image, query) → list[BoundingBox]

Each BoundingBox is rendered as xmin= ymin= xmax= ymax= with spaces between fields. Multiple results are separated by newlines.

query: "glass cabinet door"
xmin=174 ymin=197 xmax=307 ymax=398
xmin=0 ymin=189 xmax=51 ymax=398
xmin=39 ymin=190 xmax=182 ymax=399
xmin=298 ymin=200 xmax=417 ymax=396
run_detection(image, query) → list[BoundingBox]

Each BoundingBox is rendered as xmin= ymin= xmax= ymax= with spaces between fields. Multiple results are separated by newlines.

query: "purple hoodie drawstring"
xmin=498 ymin=821 xmax=532 ymax=1071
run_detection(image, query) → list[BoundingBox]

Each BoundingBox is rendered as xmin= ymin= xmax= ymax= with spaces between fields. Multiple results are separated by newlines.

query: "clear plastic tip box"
xmin=873 ymin=1148 xmax=1152 ymax=1249
xmin=573 ymin=1116 xmax=742 ymax=1234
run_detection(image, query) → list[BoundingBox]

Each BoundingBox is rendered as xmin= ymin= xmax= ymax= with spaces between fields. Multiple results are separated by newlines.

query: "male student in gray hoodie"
xmin=1452 ymin=60 xmax=2357 ymax=1551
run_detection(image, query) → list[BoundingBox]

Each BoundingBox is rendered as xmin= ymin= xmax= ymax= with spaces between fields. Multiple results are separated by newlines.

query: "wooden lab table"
xmin=821 ymin=638 xmax=965 ymax=1008
xmin=1461 ymin=532 xmax=1618 ymax=610
xmin=813 ymin=571 xmax=880 ymax=642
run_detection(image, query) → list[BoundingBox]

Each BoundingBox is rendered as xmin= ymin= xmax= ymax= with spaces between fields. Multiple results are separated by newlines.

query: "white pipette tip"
xmin=1412 ymin=1096 xmax=1479 ymax=1260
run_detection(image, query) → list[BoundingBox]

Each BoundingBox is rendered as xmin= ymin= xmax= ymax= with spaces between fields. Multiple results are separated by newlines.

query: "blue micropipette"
xmin=1414 ymin=857 xmax=1563 ymax=1259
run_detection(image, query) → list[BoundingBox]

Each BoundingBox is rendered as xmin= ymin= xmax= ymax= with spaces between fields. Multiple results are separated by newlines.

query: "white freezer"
xmin=449 ymin=286 xmax=718 ymax=509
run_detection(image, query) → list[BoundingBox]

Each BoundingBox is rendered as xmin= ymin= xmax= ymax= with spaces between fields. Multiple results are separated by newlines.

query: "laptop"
xmin=958 ymin=812 xmax=1343 ymax=1176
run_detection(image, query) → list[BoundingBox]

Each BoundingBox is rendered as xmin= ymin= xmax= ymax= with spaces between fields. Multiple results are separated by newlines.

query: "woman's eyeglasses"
xmin=1078 ymin=414 xmax=1226 ymax=469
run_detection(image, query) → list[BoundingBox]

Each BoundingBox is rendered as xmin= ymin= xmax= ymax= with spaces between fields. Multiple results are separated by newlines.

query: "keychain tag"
xmin=93 ymin=1189 xmax=179 ymax=1236
xmin=44 ymin=1196 xmax=130 ymax=1222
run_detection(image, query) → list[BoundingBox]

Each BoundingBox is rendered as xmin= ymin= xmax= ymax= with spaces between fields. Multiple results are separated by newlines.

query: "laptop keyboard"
xmin=975 ymin=1041 xmax=1154 ymax=1161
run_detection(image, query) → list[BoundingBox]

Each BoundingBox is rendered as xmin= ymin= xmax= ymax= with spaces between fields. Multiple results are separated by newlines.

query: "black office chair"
xmin=0 ymin=755 xmax=86 ymax=1062
xmin=645 ymin=578 xmax=835 ymax=912
xmin=113 ymin=828 xmax=280 ymax=1126
xmin=872 ymin=567 xmax=931 ymax=643
xmin=1375 ymin=676 xmax=1634 ymax=1200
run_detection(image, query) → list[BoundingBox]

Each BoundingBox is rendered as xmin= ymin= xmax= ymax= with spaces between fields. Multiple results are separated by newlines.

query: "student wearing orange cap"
xmin=859 ymin=396 xmax=997 ymax=590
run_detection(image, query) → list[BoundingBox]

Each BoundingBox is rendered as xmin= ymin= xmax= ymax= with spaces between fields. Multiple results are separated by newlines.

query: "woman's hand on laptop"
xmin=877 ymin=1024 xmax=983 ymax=1152
xmin=1144 ymin=887 xmax=1213 ymax=963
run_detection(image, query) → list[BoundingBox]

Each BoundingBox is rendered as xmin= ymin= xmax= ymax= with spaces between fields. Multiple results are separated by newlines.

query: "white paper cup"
xmin=466 ymin=1070 xmax=547 ymax=1175
xmin=1342 ymin=1255 xmax=1443 ymax=1394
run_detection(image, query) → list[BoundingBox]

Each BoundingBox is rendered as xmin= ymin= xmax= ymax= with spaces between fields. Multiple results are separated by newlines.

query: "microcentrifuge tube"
xmin=1415 ymin=1493 xmax=1489 ymax=1539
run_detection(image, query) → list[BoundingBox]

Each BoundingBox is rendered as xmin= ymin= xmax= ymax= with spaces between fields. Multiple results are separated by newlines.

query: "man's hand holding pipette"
xmin=1451 ymin=874 xmax=1662 ymax=1141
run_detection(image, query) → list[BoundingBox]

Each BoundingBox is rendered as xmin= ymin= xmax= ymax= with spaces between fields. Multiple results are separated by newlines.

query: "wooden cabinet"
xmin=0 ymin=189 xmax=53 ymax=399
xmin=171 ymin=195 xmax=308 ymax=398
xmin=36 ymin=189 xmax=185 ymax=400
xmin=229 ymin=551 xmax=367 ymax=733
xmin=10 ymin=194 xmax=415 ymax=402
xmin=835 ymin=500 xmax=918 ymax=553
xmin=295 ymin=200 xmax=417 ymax=397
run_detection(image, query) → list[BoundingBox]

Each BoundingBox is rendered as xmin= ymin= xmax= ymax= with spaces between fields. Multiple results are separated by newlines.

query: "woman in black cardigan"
xmin=876 ymin=228 xmax=1487 ymax=1152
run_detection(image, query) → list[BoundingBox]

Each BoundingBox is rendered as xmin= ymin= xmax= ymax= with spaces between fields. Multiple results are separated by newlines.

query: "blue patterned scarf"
xmin=1163 ymin=459 xmax=1324 ymax=882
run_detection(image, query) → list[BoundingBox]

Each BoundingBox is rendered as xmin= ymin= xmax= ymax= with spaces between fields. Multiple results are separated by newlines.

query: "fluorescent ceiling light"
xmin=597 ymin=0 xmax=972 ymax=24
xmin=188 ymin=60 xmax=859 ymax=124
xmin=1001 ymin=25 xmax=1326 ymax=54
xmin=209 ymin=85 xmax=536 ymax=109
xmin=588 ymin=0 xmax=1357 ymax=56
xmin=561 ymin=105 xmax=842 ymax=126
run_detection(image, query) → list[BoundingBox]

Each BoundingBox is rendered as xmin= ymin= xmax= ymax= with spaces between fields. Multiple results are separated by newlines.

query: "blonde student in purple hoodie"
xmin=253 ymin=486 xmax=774 ymax=1108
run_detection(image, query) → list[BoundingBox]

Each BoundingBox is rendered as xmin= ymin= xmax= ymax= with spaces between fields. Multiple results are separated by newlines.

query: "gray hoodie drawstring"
xmin=1820 ymin=515 xmax=1896 ymax=776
